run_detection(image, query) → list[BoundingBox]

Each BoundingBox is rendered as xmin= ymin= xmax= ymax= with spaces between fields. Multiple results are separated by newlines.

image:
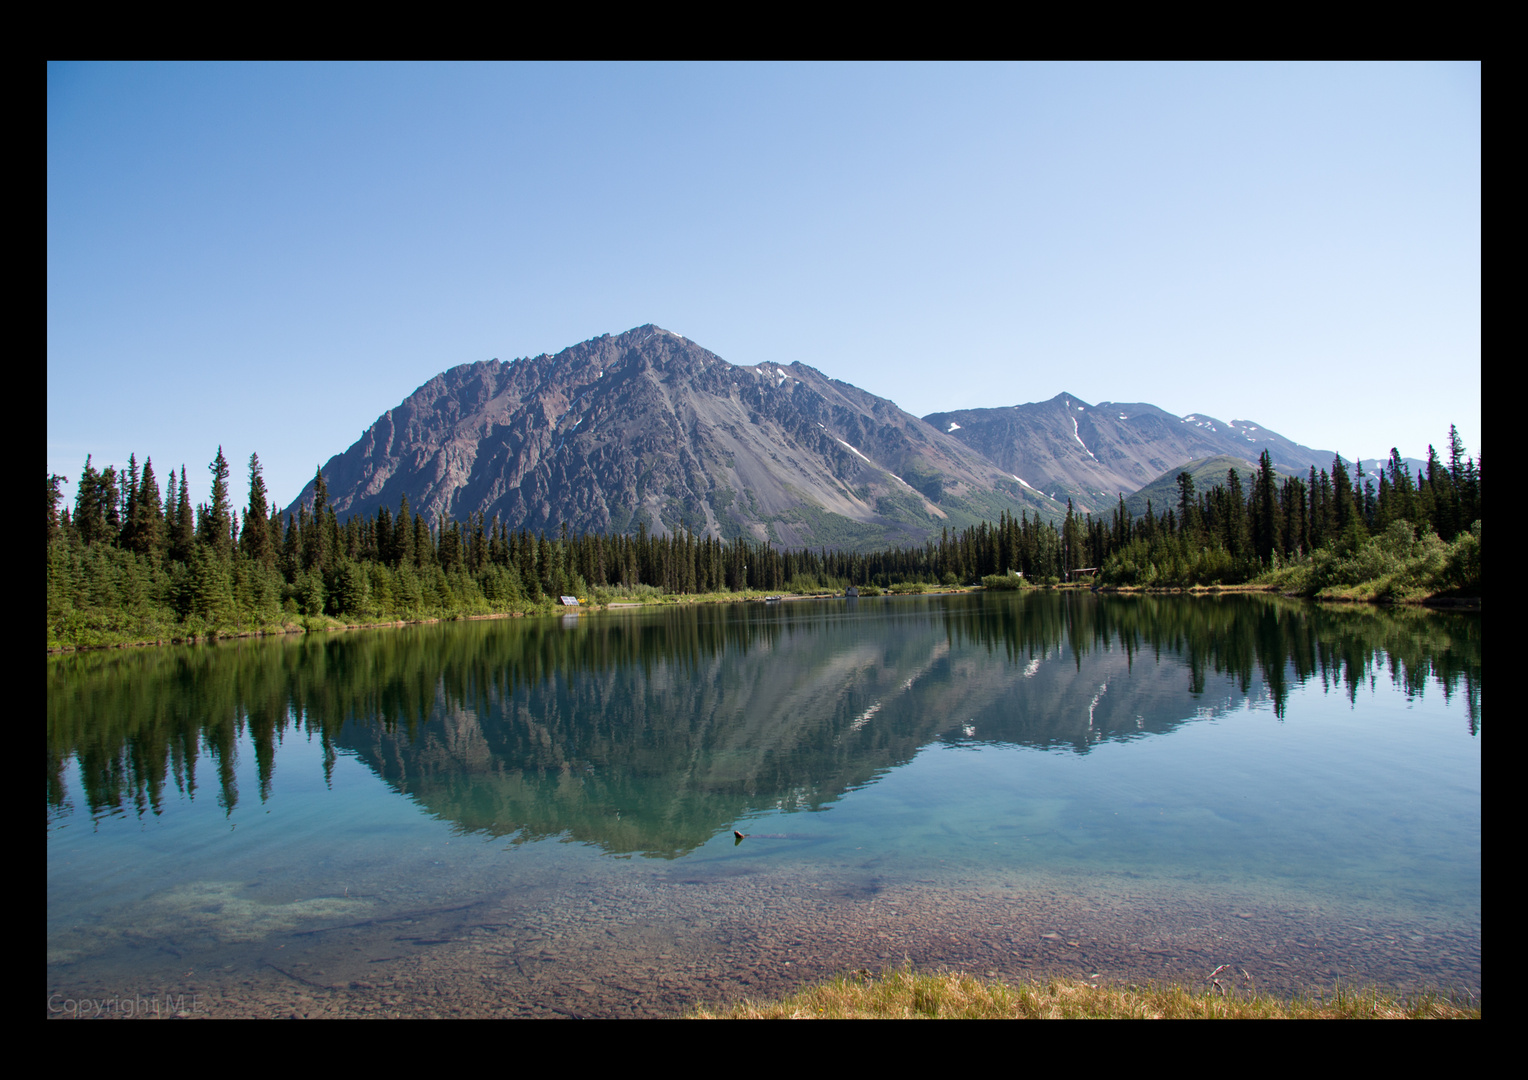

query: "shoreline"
xmin=45 ymin=584 xmax=1479 ymax=654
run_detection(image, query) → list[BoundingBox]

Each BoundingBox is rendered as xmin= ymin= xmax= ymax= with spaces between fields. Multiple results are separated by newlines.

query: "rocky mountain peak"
xmin=285 ymin=325 xmax=1356 ymax=546
xmin=284 ymin=326 xmax=1054 ymax=549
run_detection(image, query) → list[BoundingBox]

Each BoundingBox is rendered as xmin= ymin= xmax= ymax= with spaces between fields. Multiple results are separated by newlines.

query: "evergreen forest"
xmin=46 ymin=429 xmax=1481 ymax=650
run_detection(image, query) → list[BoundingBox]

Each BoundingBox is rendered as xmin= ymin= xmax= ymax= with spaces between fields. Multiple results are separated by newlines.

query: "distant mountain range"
xmin=285 ymin=325 xmax=1407 ymax=550
xmin=925 ymin=397 xmax=1347 ymax=512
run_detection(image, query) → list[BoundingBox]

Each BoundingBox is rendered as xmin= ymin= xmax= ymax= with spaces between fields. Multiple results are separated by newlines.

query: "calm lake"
xmin=46 ymin=591 xmax=1480 ymax=1017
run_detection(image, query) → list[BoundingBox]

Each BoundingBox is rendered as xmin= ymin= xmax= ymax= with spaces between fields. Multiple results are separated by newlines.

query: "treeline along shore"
xmin=47 ymin=427 xmax=1480 ymax=650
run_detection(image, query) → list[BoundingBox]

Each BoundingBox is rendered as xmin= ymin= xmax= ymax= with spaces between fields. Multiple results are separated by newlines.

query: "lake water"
xmin=46 ymin=592 xmax=1481 ymax=1017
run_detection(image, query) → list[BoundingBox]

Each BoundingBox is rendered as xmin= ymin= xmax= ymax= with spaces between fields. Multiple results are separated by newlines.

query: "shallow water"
xmin=46 ymin=592 xmax=1481 ymax=1017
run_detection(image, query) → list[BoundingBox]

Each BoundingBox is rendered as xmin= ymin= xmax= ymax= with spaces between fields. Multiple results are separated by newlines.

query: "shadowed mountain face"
xmin=285 ymin=325 xmax=1056 ymax=548
xmin=924 ymin=395 xmax=1340 ymax=515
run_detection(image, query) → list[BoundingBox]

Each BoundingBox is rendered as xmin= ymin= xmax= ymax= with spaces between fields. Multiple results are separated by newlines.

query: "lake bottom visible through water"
xmin=47 ymin=744 xmax=1480 ymax=1019
xmin=46 ymin=845 xmax=1478 ymax=1019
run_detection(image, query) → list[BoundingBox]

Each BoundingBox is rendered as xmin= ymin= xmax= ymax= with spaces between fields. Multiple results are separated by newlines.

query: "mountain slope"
xmin=286 ymin=326 xmax=1057 ymax=549
xmin=924 ymin=394 xmax=1342 ymax=514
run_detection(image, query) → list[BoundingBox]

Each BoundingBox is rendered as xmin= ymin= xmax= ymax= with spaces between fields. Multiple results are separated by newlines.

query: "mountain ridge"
xmin=287 ymin=325 xmax=1055 ymax=550
xmin=286 ymin=325 xmax=1375 ymax=547
xmin=923 ymin=393 xmax=1343 ymax=514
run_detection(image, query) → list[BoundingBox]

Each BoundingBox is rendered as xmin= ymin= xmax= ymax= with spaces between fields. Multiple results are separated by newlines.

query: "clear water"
xmin=46 ymin=592 xmax=1481 ymax=1016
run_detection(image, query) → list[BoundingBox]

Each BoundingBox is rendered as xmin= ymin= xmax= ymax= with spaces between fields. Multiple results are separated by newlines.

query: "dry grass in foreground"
xmin=689 ymin=967 xmax=1480 ymax=1019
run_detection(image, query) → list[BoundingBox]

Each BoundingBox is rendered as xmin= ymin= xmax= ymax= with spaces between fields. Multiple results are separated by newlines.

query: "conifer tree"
xmin=163 ymin=468 xmax=178 ymax=544
xmin=1252 ymin=451 xmax=1280 ymax=563
xmin=267 ymin=501 xmax=284 ymax=572
xmin=489 ymin=514 xmax=507 ymax=568
xmin=102 ymin=463 xmax=122 ymax=540
xmin=1385 ymin=450 xmax=1417 ymax=532
xmin=1447 ymin=425 xmax=1480 ymax=529
xmin=1062 ymin=499 xmax=1083 ymax=575
xmin=1308 ymin=467 xmax=1332 ymax=548
xmin=312 ymin=466 xmax=328 ymax=520
xmin=1329 ymin=455 xmax=1368 ymax=550
xmin=1458 ymin=454 xmax=1480 ymax=530
xmin=302 ymin=466 xmax=332 ymax=573
xmin=395 ymin=494 xmax=415 ymax=568
xmin=170 ymin=466 xmax=196 ymax=564
xmin=439 ymin=520 xmax=463 ymax=573
xmin=1425 ymin=444 xmax=1456 ymax=541
xmin=469 ymin=513 xmax=487 ymax=573
xmin=127 ymin=457 xmax=164 ymax=559
xmin=518 ymin=530 xmax=542 ymax=601
xmin=47 ymin=473 xmax=68 ymax=545
xmin=241 ymin=452 xmax=272 ymax=565
xmin=413 ymin=512 xmax=432 ymax=569
xmin=538 ymin=533 xmax=556 ymax=596
xmin=1176 ymin=472 xmax=1198 ymax=544
xmin=73 ymin=455 xmax=109 ymax=545
xmin=121 ymin=454 xmax=140 ymax=548
xmin=1374 ymin=469 xmax=1395 ymax=531
xmin=376 ymin=506 xmax=393 ymax=567
xmin=1361 ymin=471 xmax=1377 ymax=531
xmin=323 ymin=504 xmax=342 ymax=573
xmin=1223 ymin=468 xmax=1250 ymax=562
xmin=281 ymin=513 xmax=300 ymax=583
xmin=201 ymin=447 xmax=234 ymax=561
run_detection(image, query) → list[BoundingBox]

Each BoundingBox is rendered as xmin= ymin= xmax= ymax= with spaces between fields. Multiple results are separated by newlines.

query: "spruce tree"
xmin=413 ymin=512 xmax=432 ymax=569
xmin=74 ymin=456 xmax=108 ymax=546
xmin=1459 ymin=454 xmax=1480 ymax=531
xmin=312 ymin=466 xmax=328 ymax=520
xmin=323 ymin=505 xmax=341 ymax=573
xmin=395 ymin=494 xmax=415 ymax=568
xmin=170 ymin=466 xmax=196 ymax=564
xmin=1309 ymin=467 xmax=1331 ymax=548
xmin=518 ymin=530 xmax=542 ymax=601
xmin=375 ymin=506 xmax=393 ymax=568
xmin=302 ymin=466 xmax=330 ymax=573
xmin=1224 ymin=468 xmax=1249 ymax=562
xmin=439 ymin=520 xmax=463 ymax=573
xmin=489 ymin=514 xmax=507 ymax=568
xmin=202 ymin=447 xmax=234 ymax=561
xmin=469 ymin=513 xmax=487 ymax=573
xmin=1062 ymin=499 xmax=1082 ymax=576
xmin=102 ymin=464 xmax=122 ymax=540
xmin=162 ymin=468 xmax=178 ymax=547
xmin=1425 ymin=444 xmax=1456 ymax=541
xmin=1176 ymin=472 xmax=1197 ymax=543
xmin=121 ymin=454 xmax=140 ymax=548
xmin=1252 ymin=451 xmax=1280 ymax=563
xmin=281 ymin=513 xmax=300 ymax=583
xmin=47 ymin=473 xmax=68 ymax=545
xmin=241 ymin=452 xmax=272 ymax=565
xmin=1446 ymin=424 xmax=1479 ymax=529
xmin=267 ymin=502 xmax=284 ymax=573
xmin=1330 ymin=455 xmax=1366 ymax=550
xmin=538 ymin=533 xmax=556 ymax=596
xmin=129 ymin=457 xmax=165 ymax=560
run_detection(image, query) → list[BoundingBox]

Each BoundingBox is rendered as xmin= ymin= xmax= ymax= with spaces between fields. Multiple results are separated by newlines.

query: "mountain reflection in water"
xmin=47 ymin=592 xmax=1480 ymax=1014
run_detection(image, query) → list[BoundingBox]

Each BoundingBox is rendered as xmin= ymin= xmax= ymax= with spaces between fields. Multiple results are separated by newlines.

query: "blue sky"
xmin=48 ymin=62 xmax=1480 ymax=514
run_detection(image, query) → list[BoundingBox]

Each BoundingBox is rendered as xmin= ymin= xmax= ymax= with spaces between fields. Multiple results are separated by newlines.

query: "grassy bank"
xmin=45 ymin=588 xmax=807 ymax=652
xmin=689 ymin=967 xmax=1480 ymax=1019
xmin=47 ymin=563 xmax=1480 ymax=654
